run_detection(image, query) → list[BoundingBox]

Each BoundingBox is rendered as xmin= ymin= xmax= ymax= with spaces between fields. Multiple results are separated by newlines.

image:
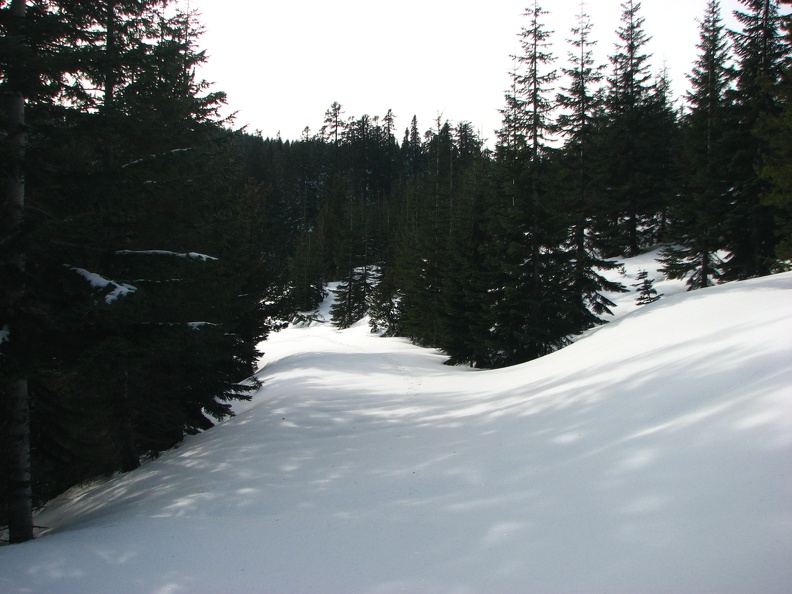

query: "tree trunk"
xmin=6 ymin=379 xmax=34 ymax=543
xmin=3 ymin=0 xmax=34 ymax=544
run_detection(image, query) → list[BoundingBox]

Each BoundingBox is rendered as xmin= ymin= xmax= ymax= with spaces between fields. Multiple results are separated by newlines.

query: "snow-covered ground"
xmin=1 ymin=251 xmax=791 ymax=593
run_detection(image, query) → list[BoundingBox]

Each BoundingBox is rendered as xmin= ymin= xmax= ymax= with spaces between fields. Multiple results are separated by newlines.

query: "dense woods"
xmin=2 ymin=0 xmax=790 ymax=543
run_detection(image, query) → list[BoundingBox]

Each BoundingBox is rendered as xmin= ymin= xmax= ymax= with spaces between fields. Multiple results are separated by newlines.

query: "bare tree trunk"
xmin=3 ymin=0 xmax=34 ymax=544
xmin=6 ymin=378 xmax=34 ymax=543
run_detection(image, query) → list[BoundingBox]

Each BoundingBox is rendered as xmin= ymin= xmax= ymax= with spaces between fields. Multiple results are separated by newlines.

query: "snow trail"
xmin=1 ymin=270 xmax=791 ymax=594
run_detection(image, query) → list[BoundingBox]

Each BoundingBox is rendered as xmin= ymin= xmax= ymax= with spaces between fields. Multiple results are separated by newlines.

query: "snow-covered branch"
xmin=187 ymin=322 xmax=217 ymax=329
xmin=116 ymin=250 xmax=219 ymax=262
xmin=121 ymin=147 xmax=193 ymax=169
xmin=69 ymin=267 xmax=137 ymax=304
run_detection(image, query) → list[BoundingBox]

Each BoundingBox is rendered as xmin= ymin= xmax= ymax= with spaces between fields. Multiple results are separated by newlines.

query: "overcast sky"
xmin=186 ymin=0 xmax=745 ymax=144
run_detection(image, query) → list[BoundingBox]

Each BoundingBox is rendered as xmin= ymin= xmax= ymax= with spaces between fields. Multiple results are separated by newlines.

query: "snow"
xmin=2 ymin=259 xmax=791 ymax=593
xmin=0 ymin=324 xmax=8 ymax=346
xmin=70 ymin=267 xmax=138 ymax=304
xmin=116 ymin=250 xmax=219 ymax=261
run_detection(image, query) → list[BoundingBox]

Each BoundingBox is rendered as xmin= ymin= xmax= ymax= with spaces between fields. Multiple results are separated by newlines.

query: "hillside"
xmin=1 ymin=264 xmax=791 ymax=593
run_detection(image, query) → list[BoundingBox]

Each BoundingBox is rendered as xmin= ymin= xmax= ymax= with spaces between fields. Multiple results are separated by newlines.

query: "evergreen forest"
xmin=1 ymin=0 xmax=790 ymax=544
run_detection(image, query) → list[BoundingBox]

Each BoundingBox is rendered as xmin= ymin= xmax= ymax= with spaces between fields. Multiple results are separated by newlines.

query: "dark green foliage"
xmin=1 ymin=1 xmax=286 ymax=530
xmin=632 ymin=269 xmax=662 ymax=305
xmin=723 ymin=0 xmax=788 ymax=279
xmin=556 ymin=5 xmax=627 ymax=332
xmin=597 ymin=0 xmax=674 ymax=257
xmin=330 ymin=267 xmax=373 ymax=329
xmin=660 ymin=0 xmax=733 ymax=290
xmin=756 ymin=0 xmax=792 ymax=260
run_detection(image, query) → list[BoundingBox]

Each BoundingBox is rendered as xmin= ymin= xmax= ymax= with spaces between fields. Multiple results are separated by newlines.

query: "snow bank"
xmin=1 ymin=270 xmax=790 ymax=594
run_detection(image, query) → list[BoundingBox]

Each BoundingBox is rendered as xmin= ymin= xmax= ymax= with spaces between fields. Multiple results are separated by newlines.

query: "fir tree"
xmin=1 ymin=1 xmax=283 ymax=531
xmin=756 ymin=0 xmax=792 ymax=260
xmin=556 ymin=4 xmax=626 ymax=332
xmin=599 ymin=0 xmax=663 ymax=256
xmin=487 ymin=0 xmax=568 ymax=366
xmin=723 ymin=0 xmax=787 ymax=278
xmin=632 ymin=269 xmax=662 ymax=305
xmin=661 ymin=0 xmax=733 ymax=290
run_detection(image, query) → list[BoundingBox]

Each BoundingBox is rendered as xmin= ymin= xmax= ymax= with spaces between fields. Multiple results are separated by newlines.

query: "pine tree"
xmin=661 ymin=0 xmax=733 ymax=289
xmin=756 ymin=0 xmax=792 ymax=260
xmin=632 ymin=269 xmax=662 ymax=305
xmin=723 ymin=0 xmax=787 ymax=278
xmin=1 ymin=1 xmax=281 ymax=526
xmin=556 ymin=5 xmax=626 ymax=332
xmin=486 ymin=0 xmax=568 ymax=366
xmin=395 ymin=118 xmax=454 ymax=347
xmin=599 ymin=0 xmax=662 ymax=256
xmin=321 ymin=101 xmax=347 ymax=148
xmin=438 ymin=123 xmax=494 ymax=367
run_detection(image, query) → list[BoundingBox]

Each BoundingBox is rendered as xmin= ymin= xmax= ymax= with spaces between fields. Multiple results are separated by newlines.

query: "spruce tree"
xmin=487 ymin=0 xmax=568 ymax=366
xmin=438 ymin=123 xmax=494 ymax=367
xmin=660 ymin=0 xmax=733 ymax=289
xmin=556 ymin=5 xmax=626 ymax=332
xmin=632 ymin=269 xmax=662 ymax=305
xmin=755 ymin=0 xmax=792 ymax=260
xmin=1 ymin=1 xmax=281 ymax=526
xmin=599 ymin=0 xmax=661 ymax=257
xmin=723 ymin=0 xmax=787 ymax=279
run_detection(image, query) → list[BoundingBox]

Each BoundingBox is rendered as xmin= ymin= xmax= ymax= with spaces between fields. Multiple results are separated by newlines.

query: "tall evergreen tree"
xmin=599 ymin=0 xmax=661 ymax=256
xmin=438 ymin=123 xmax=494 ymax=367
xmin=757 ymin=0 xmax=792 ymax=259
xmin=1 ymin=1 xmax=283 ymax=534
xmin=556 ymin=4 xmax=626 ymax=331
xmin=661 ymin=0 xmax=734 ymax=289
xmin=487 ymin=0 xmax=568 ymax=366
xmin=723 ymin=0 xmax=787 ymax=278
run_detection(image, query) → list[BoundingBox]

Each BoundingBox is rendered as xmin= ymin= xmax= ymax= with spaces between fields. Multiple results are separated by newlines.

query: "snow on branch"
xmin=116 ymin=250 xmax=219 ymax=262
xmin=187 ymin=322 xmax=217 ymax=330
xmin=70 ymin=267 xmax=138 ymax=304
xmin=121 ymin=147 xmax=193 ymax=169
xmin=0 ymin=324 xmax=9 ymax=346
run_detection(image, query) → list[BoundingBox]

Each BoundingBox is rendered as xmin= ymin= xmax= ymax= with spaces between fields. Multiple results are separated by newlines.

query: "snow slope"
xmin=1 ymin=266 xmax=791 ymax=593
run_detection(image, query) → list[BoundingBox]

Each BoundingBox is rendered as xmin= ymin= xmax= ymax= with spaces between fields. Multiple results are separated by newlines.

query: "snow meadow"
xmin=1 ymin=253 xmax=791 ymax=593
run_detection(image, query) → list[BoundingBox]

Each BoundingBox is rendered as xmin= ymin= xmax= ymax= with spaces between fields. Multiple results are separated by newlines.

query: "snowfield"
xmin=1 ymin=255 xmax=791 ymax=593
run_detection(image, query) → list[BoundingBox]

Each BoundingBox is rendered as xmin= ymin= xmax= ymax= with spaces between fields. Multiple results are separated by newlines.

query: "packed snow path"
xmin=1 ymin=270 xmax=791 ymax=593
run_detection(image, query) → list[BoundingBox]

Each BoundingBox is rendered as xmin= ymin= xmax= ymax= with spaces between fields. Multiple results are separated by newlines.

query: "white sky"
xmin=186 ymin=0 xmax=744 ymax=144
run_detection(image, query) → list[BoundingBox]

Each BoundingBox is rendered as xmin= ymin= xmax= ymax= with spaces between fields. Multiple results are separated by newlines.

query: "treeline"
xmin=257 ymin=0 xmax=790 ymax=367
xmin=0 ymin=1 xmax=291 ymax=542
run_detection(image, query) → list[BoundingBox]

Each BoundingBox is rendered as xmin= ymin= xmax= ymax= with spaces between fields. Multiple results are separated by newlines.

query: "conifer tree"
xmin=487 ymin=0 xmax=568 ymax=366
xmin=438 ymin=123 xmax=493 ymax=367
xmin=556 ymin=5 xmax=626 ymax=331
xmin=1 ymin=1 xmax=281 ymax=530
xmin=321 ymin=101 xmax=347 ymax=148
xmin=396 ymin=118 xmax=454 ymax=346
xmin=599 ymin=0 xmax=661 ymax=256
xmin=661 ymin=0 xmax=733 ymax=289
xmin=632 ymin=269 xmax=662 ymax=305
xmin=723 ymin=0 xmax=787 ymax=278
xmin=755 ymin=0 xmax=792 ymax=260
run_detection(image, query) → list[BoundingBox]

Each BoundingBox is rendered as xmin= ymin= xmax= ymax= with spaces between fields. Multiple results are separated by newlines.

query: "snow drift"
xmin=1 ymin=268 xmax=791 ymax=593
